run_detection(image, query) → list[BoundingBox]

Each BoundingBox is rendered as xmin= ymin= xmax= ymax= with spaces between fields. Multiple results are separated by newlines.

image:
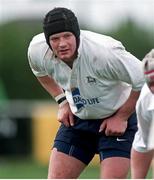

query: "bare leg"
xmin=48 ymin=148 xmax=86 ymax=179
xmin=131 ymin=148 xmax=154 ymax=178
xmin=100 ymin=157 xmax=130 ymax=179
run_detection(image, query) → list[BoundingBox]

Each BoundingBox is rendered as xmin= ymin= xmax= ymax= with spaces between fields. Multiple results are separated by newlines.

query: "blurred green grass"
xmin=0 ymin=157 xmax=152 ymax=179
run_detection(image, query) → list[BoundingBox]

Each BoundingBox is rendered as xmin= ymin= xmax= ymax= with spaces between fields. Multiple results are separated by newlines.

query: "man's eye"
xmin=51 ymin=37 xmax=59 ymax=41
xmin=64 ymin=34 xmax=71 ymax=38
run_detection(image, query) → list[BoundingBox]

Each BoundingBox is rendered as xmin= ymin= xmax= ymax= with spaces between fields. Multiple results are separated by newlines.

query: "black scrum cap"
xmin=43 ymin=7 xmax=80 ymax=48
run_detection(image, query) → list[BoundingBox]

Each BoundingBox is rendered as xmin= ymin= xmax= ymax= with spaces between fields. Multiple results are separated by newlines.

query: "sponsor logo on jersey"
xmin=72 ymin=88 xmax=84 ymax=110
xmin=72 ymin=87 xmax=100 ymax=111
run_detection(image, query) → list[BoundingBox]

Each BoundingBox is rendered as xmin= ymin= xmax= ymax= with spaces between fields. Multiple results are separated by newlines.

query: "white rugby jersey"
xmin=28 ymin=30 xmax=144 ymax=119
xmin=133 ymin=84 xmax=154 ymax=152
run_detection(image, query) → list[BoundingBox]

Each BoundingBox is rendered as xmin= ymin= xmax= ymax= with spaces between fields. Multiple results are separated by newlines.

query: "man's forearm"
xmin=116 ymin=90 xmax=140 ymax=119
xmin=37 ymin=76 xmax=64 ymax=98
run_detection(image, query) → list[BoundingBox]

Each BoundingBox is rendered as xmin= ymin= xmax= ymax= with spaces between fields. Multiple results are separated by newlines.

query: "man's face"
xmin=49 ymin=32 xmax=77 ymax=63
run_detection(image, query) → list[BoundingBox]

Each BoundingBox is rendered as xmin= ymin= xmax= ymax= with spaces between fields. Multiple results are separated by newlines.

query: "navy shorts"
xmin=53 ymin=112 xmax=137 ymax=165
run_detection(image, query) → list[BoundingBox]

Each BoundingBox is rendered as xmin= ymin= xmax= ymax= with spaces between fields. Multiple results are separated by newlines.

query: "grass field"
xmin=0 ymin=156 xmax=152 ymax=179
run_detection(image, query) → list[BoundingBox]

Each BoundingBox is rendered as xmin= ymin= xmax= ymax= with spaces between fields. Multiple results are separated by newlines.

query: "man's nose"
xmin=59 ymin=38 xmax=67 ymax=47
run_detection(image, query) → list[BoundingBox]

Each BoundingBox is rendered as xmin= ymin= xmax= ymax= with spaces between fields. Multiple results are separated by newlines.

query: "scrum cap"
xmin=43 ymin=7 xmax=80 ymax=48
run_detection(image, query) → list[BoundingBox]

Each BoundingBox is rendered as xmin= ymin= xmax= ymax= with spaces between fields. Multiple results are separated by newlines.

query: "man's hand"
xmin=99 ymin=114 xmax=128 ymax=136
xmin=99 ymin=90 xmax=140 ymax=136
xmin=57 ymin=102 xmax=74 ymax=127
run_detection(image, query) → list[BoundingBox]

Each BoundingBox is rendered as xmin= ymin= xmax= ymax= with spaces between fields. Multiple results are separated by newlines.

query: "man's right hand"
xmin=57 ymin=102 xmax=74 ymax=127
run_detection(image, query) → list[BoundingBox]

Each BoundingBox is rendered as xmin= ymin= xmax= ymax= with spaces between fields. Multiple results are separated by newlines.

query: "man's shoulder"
xmin=28 ymin=33 xmax=51 ymax=59
xmin=29 ymin=33 xmax=48 ymax=48
xmin=81 ymin=30 xmax=124 ymax=49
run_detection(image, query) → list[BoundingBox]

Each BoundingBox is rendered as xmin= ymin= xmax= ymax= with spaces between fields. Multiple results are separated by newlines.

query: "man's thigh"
xmin=98 ymin=112 xmax=137 ymax=159
xmin=53 ymin=121 xmax=97 ymax=165
xmin=51 ymin=122 xmax=97 ymax=178
xmin=48 ymin=148 xmax=86 ymax=179
xmin=98 ymin=112 xmax=137 ymax=178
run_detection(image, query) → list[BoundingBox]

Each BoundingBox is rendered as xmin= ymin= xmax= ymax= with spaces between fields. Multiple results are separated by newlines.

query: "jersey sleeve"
xmin=27 ymin=36 xmax=48 ymax=77
xmin=96 ymin=46 xmax=145 ymax=91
